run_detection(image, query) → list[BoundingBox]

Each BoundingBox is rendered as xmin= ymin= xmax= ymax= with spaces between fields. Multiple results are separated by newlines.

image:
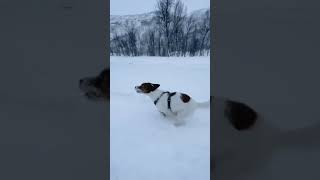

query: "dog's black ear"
xmin=152 ymin=83 xmax=160 ymax=89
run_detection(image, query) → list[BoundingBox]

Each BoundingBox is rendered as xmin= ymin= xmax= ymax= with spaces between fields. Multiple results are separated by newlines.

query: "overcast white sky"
xmin=111 ymin=0 xmax=210 ymax=15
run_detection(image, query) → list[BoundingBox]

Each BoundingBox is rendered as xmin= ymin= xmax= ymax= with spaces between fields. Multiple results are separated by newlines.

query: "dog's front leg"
xmin=160 ymin=112 xmax=166 ymax=117
xmin=173 ymin=120 xmax=185 ymax=127
xmin=173 ymin=111 xmax=186 ymax=127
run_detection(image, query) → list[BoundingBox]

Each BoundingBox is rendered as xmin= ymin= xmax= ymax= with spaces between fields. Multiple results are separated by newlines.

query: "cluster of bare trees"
xmin=110 ymin=0 xmax=210 ymax=56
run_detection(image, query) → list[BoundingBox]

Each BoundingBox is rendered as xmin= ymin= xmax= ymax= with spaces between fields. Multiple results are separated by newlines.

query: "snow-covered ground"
xmin=110 ymin=56 xmax=210 ymax=180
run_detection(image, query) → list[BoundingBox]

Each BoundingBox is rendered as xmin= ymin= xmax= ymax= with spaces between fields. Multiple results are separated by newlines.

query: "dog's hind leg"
xmin=173 ymin=110 xmax=189 ymax=127
xmin=173 ymin=119 xmax=185 ymax=127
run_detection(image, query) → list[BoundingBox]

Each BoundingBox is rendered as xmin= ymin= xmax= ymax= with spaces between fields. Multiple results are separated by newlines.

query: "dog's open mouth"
xmin=84 ymin=91 xmax=103 ymax=100
xmin=80 ymin=88 xmax=106 ymax=101
xmin=135 ymin=86 xmax=143 ymax=93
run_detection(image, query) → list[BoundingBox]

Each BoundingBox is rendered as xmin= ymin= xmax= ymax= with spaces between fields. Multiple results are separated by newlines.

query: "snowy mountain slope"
xmin=188 ymin=8 xmax=210 ymax=18
xmin=110 ymin=11 xmax=157 ymax=35
xmin=110 ymin=56 xmax=210 ymax=180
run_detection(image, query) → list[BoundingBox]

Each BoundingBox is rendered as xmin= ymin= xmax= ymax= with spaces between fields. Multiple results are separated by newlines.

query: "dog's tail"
xmin=196 ymin=96 xmax=212 ymax=108
xmin=270 ymin=121 xmax=320 ymax=150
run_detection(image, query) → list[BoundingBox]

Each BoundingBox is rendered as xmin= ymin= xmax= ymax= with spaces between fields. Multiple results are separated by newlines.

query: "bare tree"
xmin=171 ymin=0 xmax=186 ymax=56
xmin=111 ymin=33 xmax=125 ymax=56
xmin=155 ymin=0 xmax=174 ymax=56
xmin=189 ymin=26 xmax=200 ymax=56
xmin=182 ymin=15 xmax=195 ymax=56
xmin=110 ymin=0 xmax=210 ymax=57
xmin=198 ymin=10 xmax=210 ymax=56
xmin=124 ymin=22 xmax=138 ymax=56
xmin=147 ymin=29 xmax=156 ymax=56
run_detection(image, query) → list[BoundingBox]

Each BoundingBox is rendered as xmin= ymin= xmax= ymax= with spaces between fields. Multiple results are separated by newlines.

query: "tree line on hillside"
xmin=110 ymin=0 xmax=210 ymax=57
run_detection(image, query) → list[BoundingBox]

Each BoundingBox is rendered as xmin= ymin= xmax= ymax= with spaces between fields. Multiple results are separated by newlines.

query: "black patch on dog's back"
xmin=224 ymin=100 xmax=257 ymax=130
xmin=180 ymin=93 xmax=191 ymax=103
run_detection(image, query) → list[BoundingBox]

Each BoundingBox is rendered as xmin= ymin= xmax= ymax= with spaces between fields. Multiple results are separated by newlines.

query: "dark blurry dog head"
xmin=79 ymin=68 xmax=109 ymax=101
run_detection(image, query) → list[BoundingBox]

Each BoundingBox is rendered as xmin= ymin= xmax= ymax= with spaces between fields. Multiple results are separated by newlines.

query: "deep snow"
xmin=110 ymin=56 xmax=210 ymax=180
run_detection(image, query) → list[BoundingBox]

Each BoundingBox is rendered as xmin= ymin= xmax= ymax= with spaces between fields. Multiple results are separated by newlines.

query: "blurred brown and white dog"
xmin=79 ymin=68 xmax=109 ymax=101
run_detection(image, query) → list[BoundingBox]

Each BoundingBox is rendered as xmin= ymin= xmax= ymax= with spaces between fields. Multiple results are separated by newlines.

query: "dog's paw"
xmin=173 ymin=120 xmax=185 ymax=127
xmin=160 ymin=112 xmax=166 ymax=117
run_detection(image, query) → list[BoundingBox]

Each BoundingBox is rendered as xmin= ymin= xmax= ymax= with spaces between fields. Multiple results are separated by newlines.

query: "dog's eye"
xmin=141 ymin=83 xmax=150 ymax=87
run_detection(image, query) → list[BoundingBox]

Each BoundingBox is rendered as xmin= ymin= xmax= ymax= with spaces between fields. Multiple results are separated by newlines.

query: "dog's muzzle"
xmin=79 ymin=77 xmax=103 ymax=100
xmin=135 ymin=86 xmax=143 ymax=93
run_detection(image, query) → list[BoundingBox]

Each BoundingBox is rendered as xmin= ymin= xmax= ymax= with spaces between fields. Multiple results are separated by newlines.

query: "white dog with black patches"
xmin=135 ymin=82 xmax=211 ymax=126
